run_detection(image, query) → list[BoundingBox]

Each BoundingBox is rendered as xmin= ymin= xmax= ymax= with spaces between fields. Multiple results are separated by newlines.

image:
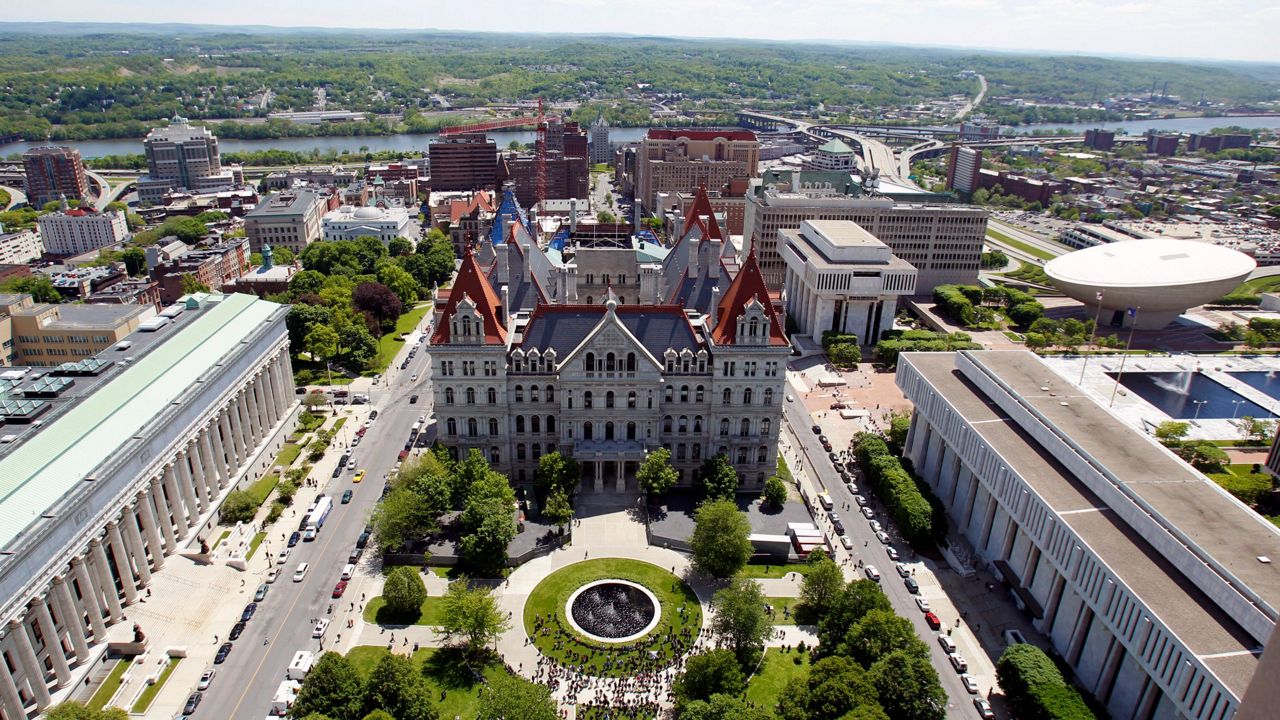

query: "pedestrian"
xmin=214 ymin=635 xmax=219 ymax=644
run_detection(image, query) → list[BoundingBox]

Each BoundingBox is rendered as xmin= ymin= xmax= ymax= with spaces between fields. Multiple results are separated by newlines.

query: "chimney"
xmin=709 ymin=285 xmax=721 ymax=331
xmin=570 ymin=199 xmax=578 ymax=234
xmin=791 ymin=172 xmax=800 ymax=193
xmin=495 ymin=243 xmax=509 ymax=283
xmin=687 ymin=237 xmax=699 ymax=279
xmin=500 ymin=285 xmax=510 ymax=329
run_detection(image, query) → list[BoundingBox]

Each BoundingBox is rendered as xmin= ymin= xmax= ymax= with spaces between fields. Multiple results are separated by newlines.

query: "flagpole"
xmin=1109 ymin=306 xmax=1141 ymax=408
xmin=1079 ymin=291 xmax=1105 ymax=386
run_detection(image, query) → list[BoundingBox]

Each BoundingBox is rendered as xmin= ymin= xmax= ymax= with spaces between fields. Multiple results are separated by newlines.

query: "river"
xmin=2 ymin=115 xmax=1276 ymax=160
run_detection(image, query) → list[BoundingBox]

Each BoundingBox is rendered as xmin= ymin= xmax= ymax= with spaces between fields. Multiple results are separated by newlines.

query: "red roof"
xmin=646 ymin=128 xmax=757 ymax=142
xmin=681 ymin=185 xmax=723 ymax=242
xmin=430 ymin=245 xmax=507 ymax=345
xmin=448 ymin=190 xmax=496 ymax=223
xmin=711 ymin=248 xmax=788 ymax=346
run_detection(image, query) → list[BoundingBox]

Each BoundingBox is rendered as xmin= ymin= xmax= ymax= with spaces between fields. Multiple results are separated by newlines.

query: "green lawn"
xmin=1230 ymin=276 xmax=1280 ymax=296
xmin=245 ymin=531 xmax=268 ymax=560
xmin=765 ymin=596 xmax=803 ymax=625
xmin=737 ymin=562 xmax=811 ymax=579
xmin=130 ymin=658 xmax=180 ymax=713
xmin=987 ymin=228 xmax=1056 ymax=261
xmin=1208 ymin=464 xmax=1273 ymax=506
xmin=746 ymin=648 xmax=811 ymax=712
xmin=333 ymin=417 xmax=347 ymax=431
xmin=776 ymin=457 xmax=793 ymax=484
xmin=523 ymin=559 xmax=702 ymax=677
xmin=276 ymin=443 xmax=301 ymax=468
xmin=363 ymin=594 xmax=448 ymax=625
xmin=210 ymin=530 xmax=231 ymax=552
xmin=87 ymin=657 xmax=132 ymax=711
xmin=345 ymin=646 xmax=508 ymax=719
xmin=246 ymin=471 xmax=280 ymax=506
xmin=370 ymin=303 xmax=433 ymax=374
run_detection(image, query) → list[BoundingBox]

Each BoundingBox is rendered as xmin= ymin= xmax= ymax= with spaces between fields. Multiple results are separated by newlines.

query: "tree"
xmin=382 ymin=566 xmax=427 ymax=618
xmin=121 ymin=246 xmax=146 ymax=276
xmin=46 ymin=703 xmax=128 ymax=720
xmin=458 ymin=469 xmax=517 ymax=574
xmin=337 ymin=320 xmax=378 ymax=368
xmin=1234 ymin=415 xmax=1275 ymax=446
xmin=1154 ymin=421 xmax=1190 ymax=448
xmin=698 ymin=454 xmax=739 ymax=501
xmin=673 ymin=649 xmax=746 ymax=711
xmin=839 ymin=609 xmax=929 ymax=667
xmin=690 ymin=499 xmax=753 ymax=578
xmin=387 ymin=237 xmax=414 ymax=257
xmin=868 ymin=650 xmax=946 ymax=720
xmin=476 ymin=674 xmax=557 ymax=720
xmin=292 ymin=652 xmax=363 ymax=720
xmin=796 ymin=656 xmax=880 ymax=720
xmin=887 ymin=411 xmax=911 ymax=453
xmin=816 ymin=580 xmax=892 ymax=654
xmin=597 ymin=210 xmax=617 ymax=223
xmin=0 ymin=275 xmax=61 ymax=303
xmin=829 ymin=343 xmax=861 ymax=367
xmin=219 ymin=490 xmax=257 ymax=523
xmin=637 ymin=447 xmax=678 ymax=497
xmin=305 ymin=324 xmax=341 ymax=362
xmin=362 ymin=653 xmax=439 ymax=720
xmin=353 ymin=282 xmax=403 ymax=329
xmin=681 ymin=694 xmax=775 ymax=720
xmin=439 ymin=580 xmax=511 ymax=653
xmin=377 ymin=261 xmax=419 ymax=307
xmin=797 ymin=554 xmax=845 ymax=624
xmin=1178 ymin=440 xmax=1229 ymax=472
xmin=709 ymin=578 xmax=772 ymax=666
xmin=543 ymin=489 xmax=574 ymax=527
xmin=180 ymin=273 xmax=210 ymax=294
xmin=372 ymin=488 xmax=433 ymax=551
xmin=163 ymin=216 xmax=210 ymax=243
xmin=762 ymin=475 xmax=788 ymax=508
xmin=534 ymin=451 xmax=580 ymax=500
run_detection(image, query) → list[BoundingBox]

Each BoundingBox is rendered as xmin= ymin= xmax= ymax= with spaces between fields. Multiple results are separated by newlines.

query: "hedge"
xmin=997 ymin=644 xmax=1096 ymax=720
xmin=874 ymin=329 xmax=982 ymax=368
xmin=852 ymin=433 xmax=940 ymax=547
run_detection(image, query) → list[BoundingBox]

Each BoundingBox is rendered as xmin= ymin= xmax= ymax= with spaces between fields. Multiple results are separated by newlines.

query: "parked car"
xmin=409 ymin=394 xmax=419 ymax=404
xmin=961 ymin=674 xmax=979 ymax=695
xmin=228 ymin=621 xmax=245 ymax=640
xmin=241 ymin=603 xmax=257 ymax=622
xmin=288 ymin=532 xmax=300 ymax=547
xmin=840 ymin=535 xmax=854 ymax=550
xmin=818 ymin=435 xmax=829 ymax=445
xmin=341 ymin=489 xmax=353 ymax=504
xmin=833 ymin=519 xmax=846 ymax=535
xmin=860 ymin=506 xmax=875 ymax=519
xmin=864 ymin=565 xmax=881 ymax=581
xmin=214 ymin=642 xmax=232 ymax=664
xmin=277 ymin=549 xmax=290 ymax=565
xmin=348 ymin=548 xmax=363 ymax=564
xmin=830 ymin=402 xmax=847 ymax=410
xmin=332 ymin=580 xmax=348 ymax=598
xmin=265 ymin=568 xmax=279 ymax=584
xmin=353 ymin=469 xmax=366 ymax=483
xmin=938 ymin=635 xmax=957 ymax=654
xmin=410 ymin=374 xmax=419 ymax=382
xmin=368 ymin=410 xmax=378 ymax=420
xmin=197 ymin=669 xmax=215 ymax=691
xmin=254 ymin=584 xmax=269 ymax=602
xmin=868 ymin=520 xmax=882 ymax=533
xmin=854 ymin=495 xmax=869 ymax=506
xmin=906 ymin=577 xmax=921 ymax=595
xmin=949 ymin=653 xmax=968 ymax=673
xmin=876 ymin=531 xmax=891 ymax=544
xmin=885 ymin=546 xmax=900 ymax=561
xmin=356 ymin=531 xmax=370 ymax=549
xmin=811 ymin=425 xmax=821 ymax=434
xmin=183 ymin=692 xmax=202 ymax=715
xmin=895 ymin=562 xmax=910 ymax=577
xmin=973 ymin=697 xmax=995 ymax=719
xmin=924 ymin=611 xmax=941 ymax=630
xmin=914 ymin=595 xmax=929 ymax=612
xmin=312 ymin=619 xmax=330 ymax=638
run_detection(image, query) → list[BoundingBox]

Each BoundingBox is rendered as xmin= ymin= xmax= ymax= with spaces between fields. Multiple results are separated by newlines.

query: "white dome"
xmin=353 ymin=206 xmax=384 ymax=219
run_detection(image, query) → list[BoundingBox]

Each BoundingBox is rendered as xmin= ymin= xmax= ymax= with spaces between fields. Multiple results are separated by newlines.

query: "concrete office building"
xmin=36 ymin=208 xmax=129 ymax=256
xmin=0 ymin=293 xmax=295 ymax=719
xmin=137 ymin=116 xmax=236 ymax=202
xmin=6 ymin=296 xmax=154 ymax=366
xmin=428 ymin=134 xmax=498 ymax=192
xmin=897 ymin=350 xmax=1280 ymax=720
xmin=636 ymin=129 xmax=759 ymax=211
xmin=780 ymin=220 xmax=917 ymax=343
xmin=946 ymin=144 xmax=983 ymax=194
xmin=21 ymin=147 xmax=88 ymax=208
xmin=590 ymin=116 xmax=611 ymax=166
xmin=0 ymin=230 xmax=44 ymax=266
xmin=321 ymin=205 xmax=414 ymax=246
xmin=744 ymin=169 xmax=987 ymax=291
xmin=244 ymin=190 xmax=328 ymax=253
xmin=806 ymin=139 xmax=857 ymax=173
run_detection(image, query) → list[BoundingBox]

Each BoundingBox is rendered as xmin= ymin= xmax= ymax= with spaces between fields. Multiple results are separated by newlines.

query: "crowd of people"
xmin=528 ymin=609 xmax=697 ymax=676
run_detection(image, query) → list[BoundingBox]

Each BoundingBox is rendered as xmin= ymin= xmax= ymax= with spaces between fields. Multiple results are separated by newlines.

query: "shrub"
xmin=851 ymin=433 xmax=937 ymax=547
xmin=997 ymin=644 xmax=1096 ymax=720
xmin=829 ymin=343 xmax=862 ymax=367
xmin=219 ymin=490 xmax=258 ymax=523
xmin=267 ymin=502 xmax=285 ymax=523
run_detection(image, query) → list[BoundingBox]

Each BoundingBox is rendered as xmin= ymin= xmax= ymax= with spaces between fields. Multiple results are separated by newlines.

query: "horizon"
xmin=6 ymin=0 xmax=1280 ymax=64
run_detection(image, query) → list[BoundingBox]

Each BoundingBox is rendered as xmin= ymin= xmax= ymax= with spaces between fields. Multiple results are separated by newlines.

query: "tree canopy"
xmin=690 ymin=499 xmax=753 ymax=578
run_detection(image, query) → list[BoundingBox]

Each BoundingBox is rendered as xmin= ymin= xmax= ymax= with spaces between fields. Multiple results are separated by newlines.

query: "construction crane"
xmin=439 ymin=99 xmax=552 ymax=208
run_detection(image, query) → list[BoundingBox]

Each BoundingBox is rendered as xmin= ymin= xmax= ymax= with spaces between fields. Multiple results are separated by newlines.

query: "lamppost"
xmin=1192 ymin=399 xmax=1208 ymax=423
xmin=1231 ymin=399 xmax=1245 ymax=419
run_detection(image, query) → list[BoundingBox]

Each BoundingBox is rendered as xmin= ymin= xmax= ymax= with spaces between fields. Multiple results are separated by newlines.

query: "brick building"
xmin=22 ymin=147 xmax=88 ymax=207
xmin=428 ymin=134 xmax=498 ymax=192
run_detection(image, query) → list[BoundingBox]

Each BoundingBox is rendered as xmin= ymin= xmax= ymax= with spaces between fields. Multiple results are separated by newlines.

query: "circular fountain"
xmin=566 ymin=579 xmax=660 ymax=643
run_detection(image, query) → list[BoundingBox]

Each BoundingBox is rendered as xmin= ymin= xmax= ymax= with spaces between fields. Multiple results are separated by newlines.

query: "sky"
xmin=12 ymin=0 xmax=1280 ymax=63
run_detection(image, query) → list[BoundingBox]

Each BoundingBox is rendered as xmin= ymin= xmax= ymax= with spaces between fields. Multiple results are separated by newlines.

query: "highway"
xmin=782 ymin=398 xmax=984 ymax=719
xmin=951 ymin=74 xmax=988 ymax=123
xmin=201 ymin=329 xmax=437 ymax=720
xmin=0 ymin=185 xmax=24 ymax=210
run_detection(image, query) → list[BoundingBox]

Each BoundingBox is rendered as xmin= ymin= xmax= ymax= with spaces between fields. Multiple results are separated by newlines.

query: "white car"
xmin=312 ymin=618 xmax=330 ymax=638
xmin=915 ymin=597 xmax=931 ymax=612
xmin=854 ymin=495 xmax=869 ymax=506
xmin=895 ymin=562 xmax=910 ymax=578
xmin=949 ymin=653 xmax=968 ymax=673
xmin=864 ymin=565 xmax=881 ymax=581
xmin=265 ymin=568 xmax=279 ymax=584
xmin=938 ymin=634 xmax=957 ymax=654
xmin=868 ymin=520 xmax=882 ymax=533
xmin=292 ymin=562 xmax=309 ymax=582
xmin=410 ymin=374 xmax=419 ymax=382
xmin=876 ymin=531 xmax=891 ymax=545
xmin=197 ymin=669 xmax=215 ymax=691
xmin=885 ymin=546 xmax=900 ymax=561
xmin=860 ymin=506 xmax=875 ymax=519
xmin=961 ymin=674 xmax=979 ymax=695
xmin=840 ymin=535 xmax=854 ymax=550
xmin=276 ymin=549 xmax=290 ymax=565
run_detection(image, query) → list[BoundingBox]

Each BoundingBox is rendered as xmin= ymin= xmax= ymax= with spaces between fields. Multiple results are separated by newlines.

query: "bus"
xmin=303 ymin=497 xmax=333 ymax=541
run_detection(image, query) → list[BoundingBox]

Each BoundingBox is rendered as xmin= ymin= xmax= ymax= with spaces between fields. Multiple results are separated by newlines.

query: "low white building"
xmin=35 ymin=208 xmax=128 ymax=256
xmin=0 ymin=229 xmax=44 ymax=264
xmin=321 ymin=205 xmax=414 ymax=247
xmin=780 ymin=219 xmax=916 ymax=344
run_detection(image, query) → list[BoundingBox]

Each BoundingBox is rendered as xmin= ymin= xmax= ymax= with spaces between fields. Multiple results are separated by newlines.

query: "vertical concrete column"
xmin=104 ymin=522 xmax=138 ymax=605
xmin=261 ymin=364 xmax=281 ymax=427
xmin=216 ymin=411 xmax=237 ymax=476
xmin=198 ymin=428 xmax=221 ymax=493
xmin=88 ymin=539 xmax=123 ymax=622
xmin=255 ymin=374 xmax=272 ymax=433
xmin=244 ymin=384 xmax=264 ymax=445
xmin=150 ymin=477 xmax=177 ymax=551
xmin=8 ymin=619 xmax=51 ymax=708
xmin=594 ymin=461 xmax=603 ymax=492
xmin=120 ymin=510 xmax=152 ymax=586
xmin=51 ymin=575 xmax=90 ymax=663
xmin=136 ymin=491 xmax=166 ymax=569
xmin=162 ymin=464 xmax=190 ymax=539
xmin=30 ymin=597 xmax=70 ymax=687
xmin=273 ymin=352 xmax=291 ymax=414
xmin=615 ymin=460 xmax=625 ymax=492
xmin=174 ymin=452 xmax=200 ymax=526
xmin=70 ymin=557 xmax=108 ymax=641
xmin=0 ymin=643 xmax=26 ymax=720
xmin=231 ymin=398 xmax=251 ymax=463
xmin=187 ymin=441 xmax=210 ymax=511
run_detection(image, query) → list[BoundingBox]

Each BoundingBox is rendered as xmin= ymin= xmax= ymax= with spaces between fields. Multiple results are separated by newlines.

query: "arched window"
xmin=761 ymin=418 xmax=771 ymax=436
xmin=585 ymin=352 xmax=595 ymax=372
xmin=740 ymin=418 xmax=751 ymax=437
xmin=665 ymin=387 xmax=674 ymax=402
xmin=584 ymin=422 xmax=594 ymax=440
xmin=531 ymin=385 xmax=540 ymax=402
xmin=692 ymin=443 xmax=702 ymax=460
xmin=515 ymin=385 xmax=524 ymax=402
xmin=547 ymin=415 xmax=556 ymax=433
xmin=663 ymin=416 xmax=673 ymax=433
xmin=446 ymin=418 xmax=457 ymax=436
xmin=722 ymin=388 xmax=732 ymax=405
xmin=627 ymin=422 xmax=637 ymax=440
xmin=743 ymin=388 xmax=753 ymax=405
xmin=531 ymin=415 xmax=541 ymax=433
xmin=720 ymin=418 xmax=730 ymax=436
xmin=467 ymin=418 xmax=478 ymax=437
xmin=696 ymin=386 xmax=704 ymax=403
xmin=677 ymin=443 xmax=687 ymax=460
xmin=679 ymin=416 xmax=689 ymax=433
xmin=606 ymin=391 xmax=615 ymax=409
xmin=606 ymin=353 xmax=616 ymax=372
xmin=517 ymin=444 xmax=527 ymax=461
xmin=628 ymin=391 xmax=637 ymax=409
xmin=489 ymin=446 xmax=500 ymax=464
xmin=445 ymin=388 xmax=455 ymax=404
xmin=586 ymin=296 xmax=594 ymax=305
xmin=466 ymin=387 xmax=476 ymax=404
xmin=605 ymin=422 xmax=615 ymax=440
xmin=737 ymin=448 xmax=748 ymax=464
xmin=693 ymin=416 xmax=703 ymax=433
xmin=546 ymin=385 xmax=555 ymax=402
xmin=489 ymin=418 xmax=499 ymax=436
xmin=626 ymin=353 xmax=636 ymax=371
xmin=763 ymin=389 xmax=774 ymax=405
xmin=680 ymin=385 xmax=689 ymax=403
xmin=532 ymin=443 xmax=542 ymax=460
xmin=584 ymin=391 xmax=593 ymax=409
xmin=487 ymin=387 xmax=497 ymax=404
xmin=758 ymin=446 xmax=769 ymax=464
xmin=749 ymin=318 xmax=760 ymax=337
xmin=516 ymin=416 xmax=526 ymax=433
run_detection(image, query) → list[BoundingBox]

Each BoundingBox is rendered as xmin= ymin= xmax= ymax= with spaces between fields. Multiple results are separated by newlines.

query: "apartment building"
xmin=636 ymin=129 xmax=760 ymax=211
xmin=0 ymin=229 xmax=44 ymax=265
xmin=36 ymin=208 xmax=129 ymax=256
xmin=0 ymin=293 xmax=154 ymax=366
xmin=22 ymin=146 xmax=88 ymax=207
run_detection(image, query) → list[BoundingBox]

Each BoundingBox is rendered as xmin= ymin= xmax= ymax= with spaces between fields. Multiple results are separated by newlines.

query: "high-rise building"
xmin=1187 ymin=133 xmax=1252 ymax=153
xmin=138 ymin=115 xmax=236 ymax=202
xmin=1145 ymin=131 xmax=1180 ymax=157
xmin=1084 ymin=129 xmax=1116 ymax=151
xmin=806 ymin=139 xmax=857 ymax=173
xmin=744 ymin=169 xmax=987 ymax=291
xmin=36 ymin=208 xmax=129 ymax=256
xmin=0 ymin=229 xmax=44 ymax=265
xmin=427 ymin=133 xmax=499 ymax=191
xmin=22 ymin=146 xmax=88 ymax=207
xmin=590 ymin=116 xmax=612 ymax=166
xmin=243 ymin=190 xmax=328 ymax=253
xmin=499 ymin=151 xmax=589 ymax=207
xmin=636 ymin=128 xmax=760 ymax=212
xmin=945 ymin=144 xmax=983 ymax=194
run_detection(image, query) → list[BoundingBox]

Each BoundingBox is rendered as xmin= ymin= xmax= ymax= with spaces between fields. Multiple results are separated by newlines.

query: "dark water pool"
xmin=1109 ymin=372 xmax=1271 ymax=419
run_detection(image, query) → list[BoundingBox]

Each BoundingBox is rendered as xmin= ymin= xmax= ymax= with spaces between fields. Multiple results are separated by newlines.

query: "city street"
xmin=201 ymin=329 xmax=437 ymax=720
